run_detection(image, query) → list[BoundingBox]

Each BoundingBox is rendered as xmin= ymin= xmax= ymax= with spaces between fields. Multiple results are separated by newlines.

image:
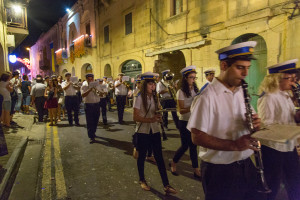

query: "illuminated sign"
xmin=9 ymin=55 xmax=31 ymax=69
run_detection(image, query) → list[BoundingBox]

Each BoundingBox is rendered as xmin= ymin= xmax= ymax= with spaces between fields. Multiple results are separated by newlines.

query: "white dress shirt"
xmin=187 ymin=78 xmax=253 ymax=164
xmin=99 ymin=84 xmax=108 ymax=99
xmin=114 ymin=80 xmax=127 ymax=95
xmin=80 ymin=81 xmax=101 ymax=104
xmin=157 ymin=80 xmax=171 ymax=99
xmin=134 ymin=94 xmax=160 ymax=134
xmin=177 ymin=89 xmax=196 ymax=121
xmin=257 ymin=91 xmax=298 ymax=152
xmin=61 ymin=81 xmax=77 ymax=96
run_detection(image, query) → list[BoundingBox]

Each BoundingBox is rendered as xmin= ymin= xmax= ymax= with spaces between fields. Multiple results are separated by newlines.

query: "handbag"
xmin=132 ymin=103 xmax=151 ymax=159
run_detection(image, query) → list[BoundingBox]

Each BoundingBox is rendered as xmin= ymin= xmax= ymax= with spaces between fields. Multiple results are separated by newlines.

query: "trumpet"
xmin=92 ymin=87 xmax=106 ymax=97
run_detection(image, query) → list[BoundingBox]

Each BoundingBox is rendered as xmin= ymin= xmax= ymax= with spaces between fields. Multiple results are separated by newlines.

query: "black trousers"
xmin=84 ymin=103 xmax=100 ymax=139
xmin=261 ymin=146 xmax=300 ymax=200
xmin=160 ymin=99 xmax=179 ymax=128
xmin=106 ymin=95 xmax=111 ymax=110
xmin=65 ymin=96 xmax=79 ymax=125
xmin=116 ymin=95 xmax=126 ymax=122
xmin=35 ymin=97 xmax=46 ymax=122
xmin=99 ymin=98 xmax=107 ymax=123
xmin=173 ymin=120 xmax=198 ymax=168
xmin=137 ymin=131 xmax=169 ymax=186
xmin=201 ymin=158 xmax=263 ymax=200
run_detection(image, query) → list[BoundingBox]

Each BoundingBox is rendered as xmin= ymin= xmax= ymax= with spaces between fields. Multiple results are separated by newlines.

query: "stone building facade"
xmin=31 ymin=0 xmax=300 ymax=107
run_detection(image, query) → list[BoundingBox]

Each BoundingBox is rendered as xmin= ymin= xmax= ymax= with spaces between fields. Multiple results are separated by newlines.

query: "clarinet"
xmin=153 ymin=91 xmax=168 ymax=141
xmin=241 ymin=79 xmax=271 ymax=194
xmin=292 ymin=83 xmax=300 ymax=110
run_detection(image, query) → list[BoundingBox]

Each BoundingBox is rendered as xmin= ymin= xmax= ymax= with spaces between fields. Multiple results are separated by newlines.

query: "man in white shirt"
xmin=10 ymin=71 xmax=22 ymax=114
xmin=187 ymin=41 xmax=263 ymax=200
xmin=62 ymin=72 xmax=80 ymax=126
xmin=156 ymin=70 xmax=179 ymax=130
xmin=81 ymin=73 xmax=101 ymax=143
xmin=98 ymin=79 xmax=108 ymax=125
xmin=114 ymin=73 xmax=127 ymax=124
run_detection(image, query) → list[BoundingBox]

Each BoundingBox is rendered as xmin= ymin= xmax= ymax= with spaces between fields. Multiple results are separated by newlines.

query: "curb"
xmin=0 ymin=136 xmax=28 ymax=200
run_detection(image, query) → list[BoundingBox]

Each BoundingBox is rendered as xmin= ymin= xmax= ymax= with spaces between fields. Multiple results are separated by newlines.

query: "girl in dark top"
xmin=44 ymin=79 xmax=58 ymax=125
xmin=21 ymin=75 xmax=31 ymax=114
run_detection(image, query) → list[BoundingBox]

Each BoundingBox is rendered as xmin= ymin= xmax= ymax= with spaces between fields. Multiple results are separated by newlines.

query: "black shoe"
xmin=103 ymin=121 xmax=108 ymax=125
xmin=169 ymin=162 xmax=179 ymax=176
xmin=119 ymin=121 xmax=124 ymax=125
xmin=90 ymin=138 xmax=95 ymax=144
xmin=10 ymin=121 xmax=17 ymax=125
xmin=69 ymin=123 xmax=73 ymax=126
xmin=75 ymin=123 xmax=80 ymax=126
xmin=194 ymin=172 xmax=201 ymax=179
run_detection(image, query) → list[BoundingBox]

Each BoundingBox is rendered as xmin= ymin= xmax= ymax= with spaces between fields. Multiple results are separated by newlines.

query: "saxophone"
xmin=241 ymin=79 xmax=271 ymax=194
xmin=292 ymin=82 xmax=300 ymax=111
xmin=153 ymin=90 xmax=168 ymax=141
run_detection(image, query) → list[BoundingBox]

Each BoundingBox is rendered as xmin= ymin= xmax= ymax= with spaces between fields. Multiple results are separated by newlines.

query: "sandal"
xmin=139 ymin=181 xmax=150 ymax=191
xmin=164 ymin=185 xmax=177 ymax=195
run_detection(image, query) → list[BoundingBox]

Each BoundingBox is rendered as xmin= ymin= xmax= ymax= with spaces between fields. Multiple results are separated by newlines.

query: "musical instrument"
xmin=155 ymin=108 xmax=177 ymax=113
xmin=164 ymin=72 xmax=177 ymax=101
xmin=241 ymin=79 xmax=271 ymax=193
xmin=292 ymin=82 xmax=300 ymax=110
xmin=92 ymin=87 xmax=106 ymax=98
xmin=153 ymin=91 xmax=168 ymax=141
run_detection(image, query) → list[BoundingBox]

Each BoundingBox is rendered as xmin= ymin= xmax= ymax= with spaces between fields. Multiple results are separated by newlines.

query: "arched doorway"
xmin=155 ymin=51 xmax=186 ymax=81
xmin=121 ymin=60 xmax=142 ymax=78
xmin=72 ymin=67 xmax=75 ymax=76
xmin=0 ymin=44 xmax=5 ymax=73
xmin=81 ymin=63 xmax=93 ymax=80
xmin=104 ymin=64 xmax=112 ymax=77
xmin=232 ymin=34 xmax=267 ymax=111
xmin=62 ymin=69 xmax=68 ymax=76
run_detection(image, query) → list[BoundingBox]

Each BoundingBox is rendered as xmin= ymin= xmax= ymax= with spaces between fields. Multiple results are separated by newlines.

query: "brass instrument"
xmin=164 ymin=71 xmax=177 ymax=101
xmin=155 ymin=108 xmax=177 ymax=113
xmin=153 ymin=90 xmax=168 ymax=141
xmin=92 ymin=87 xmax=106 ymax=98
xmin=292 ymin=83 xmax=300 ymax=110
xmin=241 ymin=79 xmax=271 ymax=193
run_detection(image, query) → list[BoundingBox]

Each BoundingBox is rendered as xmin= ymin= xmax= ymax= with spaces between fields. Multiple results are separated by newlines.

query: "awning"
xmin=145 ymin=40 xmax=206 ymax=57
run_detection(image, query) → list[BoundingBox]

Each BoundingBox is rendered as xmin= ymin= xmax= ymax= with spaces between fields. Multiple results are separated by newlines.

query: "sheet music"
xmin=107 ymin=78 xmax=113 ymax=82
xmin=70 ymin=76 xmax=78 ymax=83
xmin=88 ymin=81 xmax=99 ymax=89
xmin=252 ymin=124 xmax=300 ymax=143
xmin=122 ymin=76 xmax=130 ymax=82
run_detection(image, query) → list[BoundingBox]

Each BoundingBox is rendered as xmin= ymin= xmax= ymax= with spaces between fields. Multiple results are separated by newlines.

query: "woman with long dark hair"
xmin=133 ymin=72 xmax=177 ymax=194
xmin=169 ymin=66 xmax=201 ymax=178
xmin=44 ymin=79 xmax=58 ymax=125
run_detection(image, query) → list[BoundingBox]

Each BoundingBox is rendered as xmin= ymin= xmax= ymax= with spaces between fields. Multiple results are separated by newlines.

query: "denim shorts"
xmin=3 ymin=101 xmax=11 ymax=111
xmin=22 ymin=95 xmax=31 ymax=106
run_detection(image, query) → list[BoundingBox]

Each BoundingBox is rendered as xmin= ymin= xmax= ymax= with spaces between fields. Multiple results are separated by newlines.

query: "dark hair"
xmin=180 ymin=72 xmax=199 ymax=98
xmin=36 ymin=77 xmax=43 ymax=83
xmin=0 ymin=72 xmax=11 ymax=82
xmin=223 ymin=55 xmax=255 ymax=67
xmin=23 ymin=75 xmax=28 ymax=80
xmin=140 ymin=79 xmax=158 ymax=111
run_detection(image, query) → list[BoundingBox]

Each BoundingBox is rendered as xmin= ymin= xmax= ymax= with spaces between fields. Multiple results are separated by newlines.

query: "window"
xmin=170 ymin=0 xmax=183 ymax=16
xmin=86 ymin=23 xmax=91 ymax=35
xmin=125 ymin=12 xmax=132 ymax=35
xmin=104 ymin=25 xmax=109 ymax=43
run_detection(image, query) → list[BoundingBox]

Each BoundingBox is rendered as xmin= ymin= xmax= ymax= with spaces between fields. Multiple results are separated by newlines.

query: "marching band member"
xmin=98 ymin=79 xmax=108 ymax=125
xmin=115 ymin=73 xmax=128 ymax=124
xmin=187 ymin=42 xmax=263 ymax=200
xmin=156 ymin=69 xmax=179 ymax=130
xmin=257 ymin=59 xmax=300 ymax=200
xmin=169 ymin=65 xmax=201 ymax=178
xmin=81 ymin=74 xmax=101 ymax=143
xmin=62 ymin=72 xmax=80 ymax=126
xmin=204 ymin=68 xmax=216 ymax=83
xmin=133 ymin=72 xmax=176 ymax=194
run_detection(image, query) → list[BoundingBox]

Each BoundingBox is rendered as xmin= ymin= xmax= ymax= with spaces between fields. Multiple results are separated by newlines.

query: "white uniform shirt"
xmin=177 ymin=89 xmax=196 ymax=121
xmin=99 ymin=84 xmax=108 ymax=99
xmin=157 ymin=80 xmax=171 ymax=99
xmin=61 ymin=81 xmax=77 ymax=96
xmin=187 ymin=78 xmax=253 ymax=164
xmin=134 ymin=94 xmax=160 ymax=134
xmin=80 ymin=81 xmax=101 ymax=104
xmin=257 ymin=91 xmax=298 ymax=152
xmin=10 ymin=78 xmax=22 ymax=93
xmin=114 ymin=80 xmax=127 ymax=95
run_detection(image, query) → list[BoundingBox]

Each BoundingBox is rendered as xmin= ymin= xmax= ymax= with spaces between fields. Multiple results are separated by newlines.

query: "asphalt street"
xmin=36 ymin=108 xmax=204 ymax=200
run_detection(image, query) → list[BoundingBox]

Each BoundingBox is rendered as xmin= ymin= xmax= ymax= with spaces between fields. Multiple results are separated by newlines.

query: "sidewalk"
xmin=0 ymin=112 xmax=35 ymax=199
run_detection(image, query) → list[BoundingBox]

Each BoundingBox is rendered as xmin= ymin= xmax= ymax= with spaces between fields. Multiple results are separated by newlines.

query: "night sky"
xmin=13 ymin=0 xmax=78 ymax=57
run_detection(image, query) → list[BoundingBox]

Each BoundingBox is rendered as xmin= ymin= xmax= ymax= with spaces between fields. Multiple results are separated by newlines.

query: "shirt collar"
xmin=211 ymin=78 xmax=242 ymax=95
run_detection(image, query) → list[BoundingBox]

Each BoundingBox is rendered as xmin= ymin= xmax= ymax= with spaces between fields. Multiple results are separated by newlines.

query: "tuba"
xmin=241 ymin=79 xmax=271 ymax=193
xmin=164 ymin=72 xmax=177 ymax=101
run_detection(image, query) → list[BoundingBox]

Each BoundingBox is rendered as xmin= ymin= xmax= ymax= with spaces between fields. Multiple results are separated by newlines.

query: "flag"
xmin=50 ymin=42 xmax=55 ymax=72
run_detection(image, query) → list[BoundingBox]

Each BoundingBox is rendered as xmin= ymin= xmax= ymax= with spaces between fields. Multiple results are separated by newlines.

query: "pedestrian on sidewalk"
xmin=57 ymin=75 xmax=65 ymax=122
xmin=0 ymin=72 xmax=13 ymax=128
xmin=81 ymin=73 xmax=101 ymax=143
xmin=169 ymin=65 xmax=201 ymax=179
xmin=0 ymin=91 xmax=8 ymax=165
xmin=133 ymin=72 xmax=177 ymax=195
xmin=62 ymin=72 xmax=80 ymax=126
xmin=31 ymin=75 xmax=46 ymax=123
xmin=21 ymin=75 xmax=31 ymax=114
xmin=44 ymin=79 xmax=58 ymax=126
xmin=10 ymin=71 xmax=22 ymax=114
